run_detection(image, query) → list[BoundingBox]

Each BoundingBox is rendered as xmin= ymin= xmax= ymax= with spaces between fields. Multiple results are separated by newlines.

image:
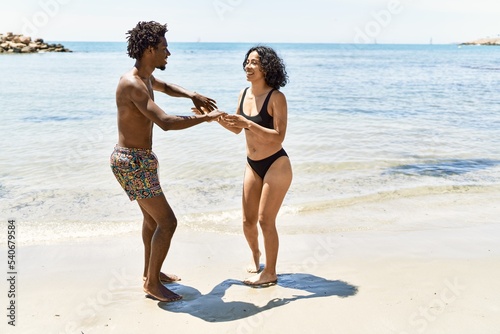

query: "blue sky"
xmin=1 ymin=0 xmax=498 ymax=44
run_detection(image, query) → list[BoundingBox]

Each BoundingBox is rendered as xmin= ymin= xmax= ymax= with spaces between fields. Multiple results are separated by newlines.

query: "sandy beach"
xmin=1 ymin=189 xmax=499 ymax=334
xmin=2 ymin=8 xmax=500 ymax=333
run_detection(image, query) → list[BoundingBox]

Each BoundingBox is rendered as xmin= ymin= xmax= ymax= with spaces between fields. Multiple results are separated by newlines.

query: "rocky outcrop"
xmin=0 ymin=32 xmax=72 ymax=54
xmin=460 ymin=37 xmax=500 ymax=46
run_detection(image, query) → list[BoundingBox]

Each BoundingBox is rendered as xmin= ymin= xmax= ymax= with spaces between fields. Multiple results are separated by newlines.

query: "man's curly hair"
xmin=126 ymin=21 xmax=168 ymax=60
xmin=243 ymin=45 xmax=288 ymax=90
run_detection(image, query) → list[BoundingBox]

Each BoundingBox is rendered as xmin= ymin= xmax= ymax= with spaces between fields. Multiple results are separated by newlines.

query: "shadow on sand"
xmin=158 ymin=273 xmax=358 ymax=322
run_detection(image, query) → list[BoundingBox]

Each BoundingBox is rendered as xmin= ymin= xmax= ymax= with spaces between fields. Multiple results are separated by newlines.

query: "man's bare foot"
xmin=144 ymin=281 xmax=182 ymax=302
xmin=159 ymin=272 xmax=181 ymax=283
xmin=143 ymin=272 xmax=181 ymax=284
xmin=247 ymin=251 xmax=261 ymax=273
xmin=243 ymin=271 xmax=278 ymax=287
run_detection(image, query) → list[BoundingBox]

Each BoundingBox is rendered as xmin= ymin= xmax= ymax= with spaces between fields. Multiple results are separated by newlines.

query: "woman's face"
xmin=244 ymin=51 xmax=264 ymax=82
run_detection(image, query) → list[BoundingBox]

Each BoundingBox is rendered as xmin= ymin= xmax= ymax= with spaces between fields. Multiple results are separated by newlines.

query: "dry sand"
xmin=2 ymin=191 xmax=500 ymax=334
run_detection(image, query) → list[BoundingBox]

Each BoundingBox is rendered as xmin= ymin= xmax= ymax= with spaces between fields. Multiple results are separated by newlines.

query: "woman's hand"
xmin=222 ymin=114 xmax=249 ymax=128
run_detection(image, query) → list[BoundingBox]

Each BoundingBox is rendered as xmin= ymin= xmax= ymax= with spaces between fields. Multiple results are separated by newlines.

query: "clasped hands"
xmin=192 ymin=107 xmax=249 ymax=128
xmin=191 ymin=107 xmax=225 ymax=122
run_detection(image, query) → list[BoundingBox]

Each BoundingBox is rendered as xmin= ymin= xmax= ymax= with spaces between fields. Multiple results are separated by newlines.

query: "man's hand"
xmin=191 ymin=107 xmax=205 ymax=115
xmin=204 ymin=109 xmax=225 ymax=122
xmin=192 ymin=107 xmax=225 ymax=121
xmin=191 ymin=92 xmax=217 ymax=112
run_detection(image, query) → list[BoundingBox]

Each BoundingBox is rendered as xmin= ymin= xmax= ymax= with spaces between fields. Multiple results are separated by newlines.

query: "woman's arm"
xmin=224 ymin=90 xmax=288 ymax=144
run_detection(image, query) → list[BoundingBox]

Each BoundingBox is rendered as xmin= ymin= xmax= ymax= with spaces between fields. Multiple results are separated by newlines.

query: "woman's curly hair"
xmin=126 ymin=21 xmax=168 ymax=60
xmin=243 ymin=45 xmax=288 ymax=90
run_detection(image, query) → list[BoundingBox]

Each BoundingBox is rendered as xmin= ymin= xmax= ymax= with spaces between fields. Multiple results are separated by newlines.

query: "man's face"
xmin=154 ymin=37 xmax=170 ymax=71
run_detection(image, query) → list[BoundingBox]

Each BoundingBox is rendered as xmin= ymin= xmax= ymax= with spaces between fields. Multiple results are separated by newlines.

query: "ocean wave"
xmin=23 ymin=114 xmax=93 ymax=123
xmin=385 ymin=158 xmax=500 ymax=177
xmin=295 ymin=184 xmax=500 ymax=214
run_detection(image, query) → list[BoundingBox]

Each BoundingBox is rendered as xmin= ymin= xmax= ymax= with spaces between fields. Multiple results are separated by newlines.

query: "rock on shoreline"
xmin=460 ymin=37 xmax=500 ymax=46
xmin=0 ymin=32 xmax=72 ymax=54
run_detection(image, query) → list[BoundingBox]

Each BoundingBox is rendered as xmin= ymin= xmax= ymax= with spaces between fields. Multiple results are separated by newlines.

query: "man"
xmin=110 ymin=21 xmax=223 ymax=302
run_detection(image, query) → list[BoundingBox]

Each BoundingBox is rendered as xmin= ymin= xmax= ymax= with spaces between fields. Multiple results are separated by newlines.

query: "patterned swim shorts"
xmin=110 ymin=146 xmax=163 ymax=201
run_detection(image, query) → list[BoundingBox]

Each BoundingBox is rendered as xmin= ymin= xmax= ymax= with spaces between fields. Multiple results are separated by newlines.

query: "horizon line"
xmin=46 ymin=40 xmax=467 ymax=46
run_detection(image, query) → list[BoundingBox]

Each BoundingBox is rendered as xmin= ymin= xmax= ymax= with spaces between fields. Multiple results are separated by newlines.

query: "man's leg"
xmin=137 ymin=193 xmax=182 ymax=302
xmin=139 ymin=205 xmax=155 ymax=280
xmin=139 ymin=206 xmax=180 ymax=283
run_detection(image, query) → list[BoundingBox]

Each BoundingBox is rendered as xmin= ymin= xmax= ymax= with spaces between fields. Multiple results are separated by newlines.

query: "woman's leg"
xmin=244 ymin=157 xmax=292 ymax=285
xmin=242 ymin=164 xmax=264 ymax=273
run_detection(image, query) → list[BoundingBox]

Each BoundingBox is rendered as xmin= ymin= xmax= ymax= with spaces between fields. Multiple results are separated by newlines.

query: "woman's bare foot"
xmin=246 ymin=264 xmax=263 ymax=273
xmin=144 ymin=280 xmax=182 ymax=302
xmin=246 ymin=251 xmax=262 ymax=273
xmin=243 ymin=271 xmax=278 ymax=287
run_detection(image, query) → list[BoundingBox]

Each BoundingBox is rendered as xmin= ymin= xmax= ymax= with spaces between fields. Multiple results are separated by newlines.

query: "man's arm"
xmin=128 ymin=77 xmax=222 ymax=131
xmin=151 ymin=75 xmax=217 ymax=112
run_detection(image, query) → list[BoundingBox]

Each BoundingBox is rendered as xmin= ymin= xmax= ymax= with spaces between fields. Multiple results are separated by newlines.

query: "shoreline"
xmin=2 ymin=189 xmax=500 ymax=334
xmin=10 ymin=185 xmax=500 ymax=245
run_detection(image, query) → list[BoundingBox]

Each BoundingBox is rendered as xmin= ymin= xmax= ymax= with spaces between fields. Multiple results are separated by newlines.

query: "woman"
xmin=220 ymin=45 xmax=292 ymax=286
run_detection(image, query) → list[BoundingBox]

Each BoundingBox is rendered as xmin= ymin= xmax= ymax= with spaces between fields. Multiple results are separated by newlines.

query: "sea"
xmin=1 ymin=42 xmax=500 ymax=244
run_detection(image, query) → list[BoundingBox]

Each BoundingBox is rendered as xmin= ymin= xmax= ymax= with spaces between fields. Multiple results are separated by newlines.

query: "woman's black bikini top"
xmin=239 ymin=87 xmax=275 ymax=129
